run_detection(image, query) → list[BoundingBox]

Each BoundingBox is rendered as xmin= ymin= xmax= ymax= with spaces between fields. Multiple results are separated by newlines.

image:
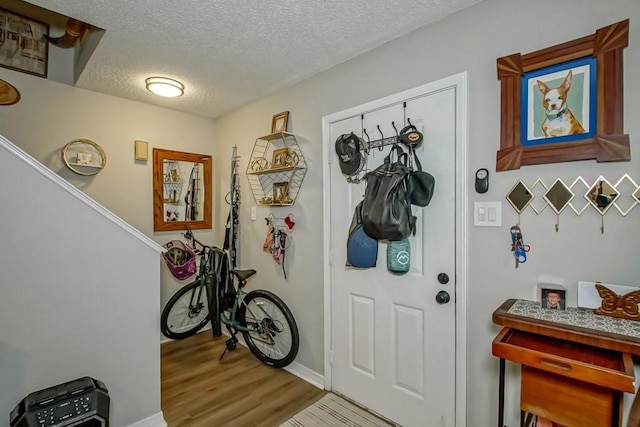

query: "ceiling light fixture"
xmin=145 ymin=77 xmax=184 ymax=98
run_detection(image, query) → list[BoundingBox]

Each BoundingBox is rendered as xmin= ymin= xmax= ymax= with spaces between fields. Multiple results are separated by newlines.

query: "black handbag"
xmin=407 ymin=152 xmax=435 ymax=207
xmin=361 ymin=146 xmax=415 ymax=241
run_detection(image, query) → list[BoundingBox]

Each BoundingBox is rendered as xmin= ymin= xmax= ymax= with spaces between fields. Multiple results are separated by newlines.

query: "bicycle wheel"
xmin=238 ymin=290 xmax=299 ymax=368
xmin=161 ymin=281 xmax=210 ymax=340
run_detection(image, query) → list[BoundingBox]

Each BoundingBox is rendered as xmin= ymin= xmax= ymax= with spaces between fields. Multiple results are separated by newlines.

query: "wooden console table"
xmin=492 ymin=299 xmax=640 ymax=427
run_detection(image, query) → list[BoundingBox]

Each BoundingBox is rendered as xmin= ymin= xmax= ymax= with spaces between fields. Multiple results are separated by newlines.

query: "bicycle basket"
xmin=162 ymin=240 xmax=197 ymax=280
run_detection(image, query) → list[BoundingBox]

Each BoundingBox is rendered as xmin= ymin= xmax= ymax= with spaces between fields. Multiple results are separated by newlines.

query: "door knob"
xmin=437 ymin=273 xmax=449 ymax=284
xmin=436 ymin=291 xmax=450 ymax=304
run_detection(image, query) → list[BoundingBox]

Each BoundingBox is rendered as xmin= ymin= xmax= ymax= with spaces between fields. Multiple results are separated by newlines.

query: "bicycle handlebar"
xmin=183 ymin=226 xmax=211 ymax=253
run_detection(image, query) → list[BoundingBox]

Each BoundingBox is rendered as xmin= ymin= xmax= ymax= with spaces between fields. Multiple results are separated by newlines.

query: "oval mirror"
xmin=153 ymin=148 xmax=212 ymax=232
xmin=585 ymin=176 xmax=619 ymax=215
xmin=506 ymin=181 xmax=534 ymax=213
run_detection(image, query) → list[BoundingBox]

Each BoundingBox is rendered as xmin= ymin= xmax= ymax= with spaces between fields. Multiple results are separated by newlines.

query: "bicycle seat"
xmin=230 ymin=269 xmax=256 ymax=282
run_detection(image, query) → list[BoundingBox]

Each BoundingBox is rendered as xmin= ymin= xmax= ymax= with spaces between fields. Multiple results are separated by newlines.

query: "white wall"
xmin=0 ymin=137 xmax=163 ymax=426
xmin=0 ymin=68 xmax=219 ymax=316
xmin=213 ymin=0 xmax=640 ymax=425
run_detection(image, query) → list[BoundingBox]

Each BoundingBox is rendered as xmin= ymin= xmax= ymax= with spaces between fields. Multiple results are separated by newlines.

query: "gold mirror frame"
xmin=153 ymin=148 xmax=212 ymax=232
xmin=544 ymin=179 xmax=574 ymax=215
xmin=506 ymin=181 xmax=534 ymax=214
xmin=585 ymin=176 xmax=619 ymax=215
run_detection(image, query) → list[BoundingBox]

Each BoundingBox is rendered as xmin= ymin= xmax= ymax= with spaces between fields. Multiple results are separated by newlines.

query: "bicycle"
xmin=161 ymin=228 xmax=300 ymax=368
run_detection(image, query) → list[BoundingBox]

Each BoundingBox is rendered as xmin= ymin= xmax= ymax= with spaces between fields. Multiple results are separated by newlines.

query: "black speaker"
xmin=10 ymin=377 xmax=109 ymax=427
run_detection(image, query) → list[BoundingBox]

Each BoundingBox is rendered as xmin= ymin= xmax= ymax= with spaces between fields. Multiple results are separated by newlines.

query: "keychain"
xmin=510 ymin=225 xmax=531 ymax=268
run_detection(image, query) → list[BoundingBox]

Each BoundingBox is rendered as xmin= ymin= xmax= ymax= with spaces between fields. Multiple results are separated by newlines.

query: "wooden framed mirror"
xmin=153 ymin=148 xmax=212 ymax=232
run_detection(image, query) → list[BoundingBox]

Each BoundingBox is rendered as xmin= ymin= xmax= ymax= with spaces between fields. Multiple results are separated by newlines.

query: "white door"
xmin=326 ymin=76 xmax=465 ymax=427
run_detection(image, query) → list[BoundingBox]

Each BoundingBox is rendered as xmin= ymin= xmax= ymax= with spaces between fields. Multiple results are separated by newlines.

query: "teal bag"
xmin=387 ymin=239 xmax=410 ymax=274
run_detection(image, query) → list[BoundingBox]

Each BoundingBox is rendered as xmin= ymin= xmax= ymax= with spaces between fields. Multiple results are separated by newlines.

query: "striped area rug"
xmin=280 ymin=393 xmax=394 ymax=427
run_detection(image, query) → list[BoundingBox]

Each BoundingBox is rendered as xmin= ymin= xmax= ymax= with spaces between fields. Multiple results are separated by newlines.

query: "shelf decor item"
xmin=76 ymin=152 xmax=92 ymax=165
xmin=594 ymin=283 xmax=640 ymax=321
xmin=0 ymin=8 xmax=49 ymax=78
xmin=495 ymin=19 xmax=629 ymax=171
xmin=273 ymin=182 xmax=289 ymax=204
xmin=271 ymin=111 xmax=289 ymax=133
xmin=271 ymin=147 xmax=289 ymax=169
xmin=61 ymin=139 xmax=106 ymax=176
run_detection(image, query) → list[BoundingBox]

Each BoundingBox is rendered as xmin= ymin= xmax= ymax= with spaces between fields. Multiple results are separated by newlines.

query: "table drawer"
xmin=492 ymin=327 xmax=635 ymax=393
xmin=521 ymin=366 xmax=621 ymax=427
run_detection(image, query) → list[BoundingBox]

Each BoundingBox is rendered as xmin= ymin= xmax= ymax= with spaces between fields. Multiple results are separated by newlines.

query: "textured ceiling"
xmin=26 ymin=0 xmax=483 ymax=119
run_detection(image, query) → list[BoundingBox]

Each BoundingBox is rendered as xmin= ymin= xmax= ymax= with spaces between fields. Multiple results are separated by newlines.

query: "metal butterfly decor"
xmin=594 ymin=283 xmax=640 ymax=321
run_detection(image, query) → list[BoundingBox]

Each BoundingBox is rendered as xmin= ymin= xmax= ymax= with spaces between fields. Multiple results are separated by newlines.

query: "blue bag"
xmin=346 ymin=202 xmax=378 ymax=268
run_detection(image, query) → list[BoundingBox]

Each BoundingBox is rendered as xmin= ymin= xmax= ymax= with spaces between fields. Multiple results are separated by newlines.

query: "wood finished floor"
xmin=161 ymin=331 xmax=326 ymax=426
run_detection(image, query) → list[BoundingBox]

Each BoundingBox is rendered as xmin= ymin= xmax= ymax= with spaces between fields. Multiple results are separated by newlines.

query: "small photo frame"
xmin=271 ymin=111 xmax=289 ymax=133
xmin=271 ymin=147 xmax=289 ymax=169
xmin=540 ymin=287 xmax=566 ymax=311
xmin=273 ymin=182 xmax=289 ymax=204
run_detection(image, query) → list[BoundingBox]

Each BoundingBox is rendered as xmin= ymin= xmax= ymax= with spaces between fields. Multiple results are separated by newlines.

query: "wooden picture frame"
xmin=496 ymin=19 xmax=629 ymax=172
xmin=271 ymin=111 xmax=289 ymax=133
xmin=273 ymin=181 xmax=289 ymax=204
xmin=271 ymin=147 xmax=289 ymax=169
xmin=152 ymin=148 xmax=212 ymax=232
xmin=0 ymin=8 xmax=49 ymax=78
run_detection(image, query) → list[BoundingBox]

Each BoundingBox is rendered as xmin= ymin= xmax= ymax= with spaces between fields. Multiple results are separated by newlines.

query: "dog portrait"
xmin=521 ymin=56 xmax=596 ymax=146
xmin=536 ymin=70 xmax=585 ymax=137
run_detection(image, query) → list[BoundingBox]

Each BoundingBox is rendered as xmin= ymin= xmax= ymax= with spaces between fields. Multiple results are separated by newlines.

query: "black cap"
xmin=335 ymin=133 xmax=362 ymax=176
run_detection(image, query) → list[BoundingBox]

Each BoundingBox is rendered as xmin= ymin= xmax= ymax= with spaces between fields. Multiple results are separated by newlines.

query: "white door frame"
xmin=322 ymin=72 xmax=468 ymax=427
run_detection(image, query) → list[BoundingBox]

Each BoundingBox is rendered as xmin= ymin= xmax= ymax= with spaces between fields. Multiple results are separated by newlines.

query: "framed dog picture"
xmin=522 ymin=56 xmax=596 ymax=146
xmin=495 ymin=19 xmax=630 ymax=172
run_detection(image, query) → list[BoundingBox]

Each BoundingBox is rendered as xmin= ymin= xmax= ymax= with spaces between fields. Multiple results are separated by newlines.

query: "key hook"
xmin=377 ymin=125 xmax=384 ymax=151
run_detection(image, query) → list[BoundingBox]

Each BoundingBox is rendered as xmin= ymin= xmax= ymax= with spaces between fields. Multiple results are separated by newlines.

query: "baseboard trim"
xmin=219 ymin=329 xmax=325 ymax=389
xmin=284 ymin=362 xmax=324 ymax=389
xmin=126 ymin=411 xmax=167 ymax=427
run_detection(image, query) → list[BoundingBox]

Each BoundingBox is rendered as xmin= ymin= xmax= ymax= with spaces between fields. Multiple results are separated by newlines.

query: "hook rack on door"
xmin=360 ymin=118 xmax=421 ymax=152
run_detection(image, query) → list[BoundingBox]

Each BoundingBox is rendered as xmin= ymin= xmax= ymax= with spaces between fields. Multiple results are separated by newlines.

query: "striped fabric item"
xmin=280 ymin=393 xmax=393 ymax=427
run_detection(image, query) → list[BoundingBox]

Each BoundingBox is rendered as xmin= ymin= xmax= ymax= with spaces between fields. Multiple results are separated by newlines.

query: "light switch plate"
xmin=251 ymin=206 xmax=257 ymax=221
xmin=474 ymin=202 xmax=501 ymax=227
